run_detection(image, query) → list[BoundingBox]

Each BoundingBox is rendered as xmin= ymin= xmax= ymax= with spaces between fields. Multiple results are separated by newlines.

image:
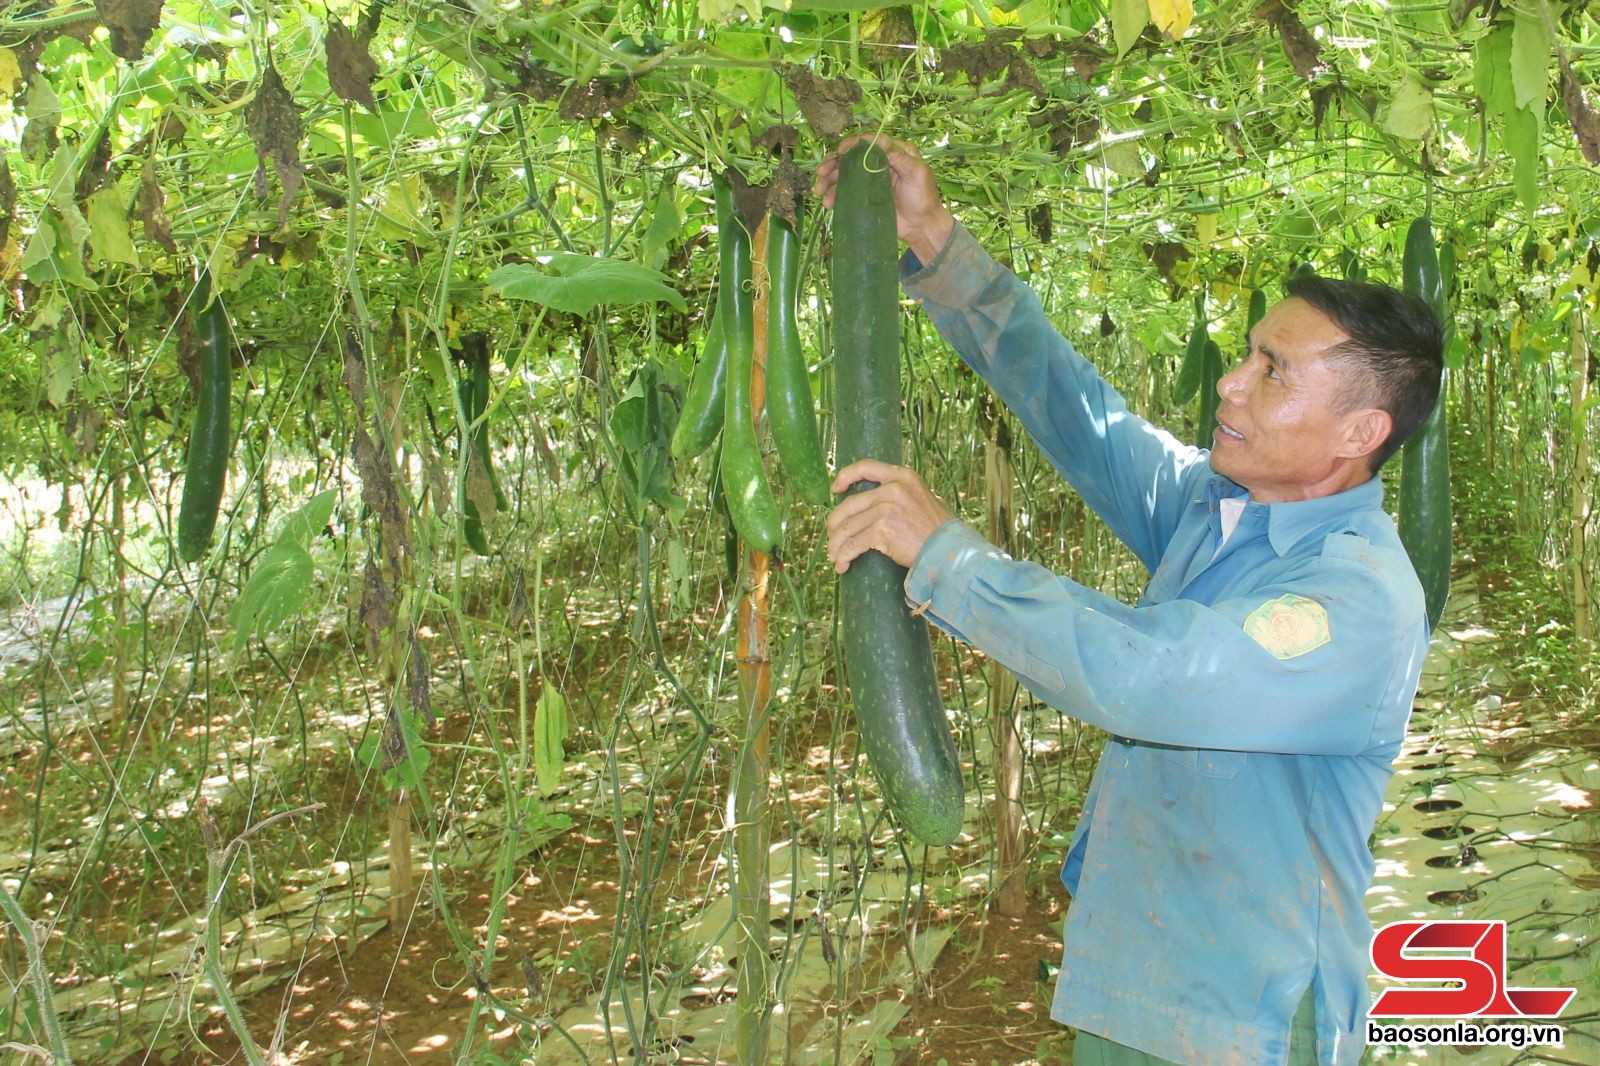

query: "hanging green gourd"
xmin=832 ymin=141 xmax=963 ymax=847
xmin=1398 ymin=217 xmax=1452 ymax=631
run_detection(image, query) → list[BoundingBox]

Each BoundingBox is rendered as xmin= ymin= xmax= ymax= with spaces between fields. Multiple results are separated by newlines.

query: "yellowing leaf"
xmin=0 ymin=236 xmax=21 ymax=281
xmin=86 ymin=187 xmax=140 ymax=267
xmin=1383 ymin=76 xmax=1434 ymax=140
xmin=534 ymin=686 xmax=567 ymax=797
xmin=1102 ymin=140 xmax=1146 ymax=178
xmin=1148 ymin=0 xmax=1192 ymax=40
xmin=45 ymin=344 xmax=78 ymax=408
xmin=1506 ymin=104 xmax=1541 ymax=214
xmin=1196 ymin=212 xmax=1218 ymax=246
xmin=0 ymin=47 xmax=20 ymax=96
xmin=1511 ymin=6 xmax=1551 ymax=113
xmin=698 ymin=0 xmax=760 ymax=22
xmin=1111 ymin=0 xmax=1147 ymax=57
xmin=377 ymin=174 xmax=433 ymax=237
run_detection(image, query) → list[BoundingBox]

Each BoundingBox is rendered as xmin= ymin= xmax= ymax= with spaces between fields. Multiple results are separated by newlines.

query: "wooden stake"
xmin=1486 ymin=325 xmax=1497 ymax=473
xmin=1572 ymin=301 xmax=1592 ymax=648
xmin=734 ymin=219 xmax=774 ymax=1065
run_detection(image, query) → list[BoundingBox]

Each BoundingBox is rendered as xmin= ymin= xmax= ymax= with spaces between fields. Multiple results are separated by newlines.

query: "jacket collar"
xmin=1204 ymin=471 xmax=1383 ymax=556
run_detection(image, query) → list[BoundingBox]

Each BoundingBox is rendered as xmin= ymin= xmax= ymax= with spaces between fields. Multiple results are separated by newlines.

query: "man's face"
xmin=1210 ymin=297 xmax=1375 ymax=503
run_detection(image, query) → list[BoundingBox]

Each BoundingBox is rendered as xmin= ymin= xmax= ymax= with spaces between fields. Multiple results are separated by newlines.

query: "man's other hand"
xmin=826 ymin=459 xmax=956 ymax=573
xmin=813 ymin=135 xmax=955 ymax=265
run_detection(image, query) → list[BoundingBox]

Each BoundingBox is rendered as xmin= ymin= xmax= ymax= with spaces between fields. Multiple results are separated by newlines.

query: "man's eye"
xmin=1264 ymin=364 xmax=1280 ymax=380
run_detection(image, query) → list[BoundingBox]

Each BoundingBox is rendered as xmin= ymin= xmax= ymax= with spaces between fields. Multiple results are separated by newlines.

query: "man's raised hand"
xmin=813 ymin=135 xmax=955 ymax=265
xmin=826 ymin=459 xmax=956 ymax=574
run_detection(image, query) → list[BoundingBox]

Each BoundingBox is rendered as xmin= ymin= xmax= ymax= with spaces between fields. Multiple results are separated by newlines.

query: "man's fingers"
xmin=831 ymin=457 xmax=904 ymax=494
xmin=823 ymin=481 xmax=891 ymax=541
xmin=826 ymin=499 xmax=896 ymax=573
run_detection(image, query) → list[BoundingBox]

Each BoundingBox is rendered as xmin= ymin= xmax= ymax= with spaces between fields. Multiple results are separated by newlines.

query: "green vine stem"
xmin=197 ymin=801 xmax=325 ymax=1066
xmin=0 ymin=878 xmax=71 ymax=1064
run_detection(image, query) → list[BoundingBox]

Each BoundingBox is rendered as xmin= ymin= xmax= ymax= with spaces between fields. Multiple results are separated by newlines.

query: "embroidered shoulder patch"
xmin=1243 ymin=593 xmax=1331 ymax=660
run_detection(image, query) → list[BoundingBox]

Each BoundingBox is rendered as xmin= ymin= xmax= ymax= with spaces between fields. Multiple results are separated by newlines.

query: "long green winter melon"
xmin=177 ymin=270 xmax=232 ymax=562
xmin=1195 ymin=339 xmax=1224 ymax=449
xmin=1398 ymin=217 xmax=1452 ymax=631
xmin=832 ymin=142 xmax=963 ymax=847
xmin=765 ymin=211 xmax=832 ymax=505
xmin=715 ymin=172 xmax=783 ymax=551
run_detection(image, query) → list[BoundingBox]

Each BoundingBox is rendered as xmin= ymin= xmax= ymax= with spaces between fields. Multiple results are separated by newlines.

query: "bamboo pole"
xmin=1572 ymin=300 xmax=1591 ymax=648
xmin=111 ymin=469 xmax=127 ymax=718
xmin=1485 ymin=325 xmax=1497 ymax=474
xmin=734 ymin=220 xmax=774 ymax=1064
xmin=981 ymin=398 xmax=1026 ymax=916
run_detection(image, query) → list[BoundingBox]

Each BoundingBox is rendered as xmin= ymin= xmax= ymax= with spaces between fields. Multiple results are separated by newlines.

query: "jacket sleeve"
xmin=902 ymin=224 xmax=1208 ymax=572
xmin=905 ymin=520 xmax=1426 ymax=757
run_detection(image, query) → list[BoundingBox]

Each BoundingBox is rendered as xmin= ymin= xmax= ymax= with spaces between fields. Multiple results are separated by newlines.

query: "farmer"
xmin=815 ymin=135 xmax=1443 ymax=1066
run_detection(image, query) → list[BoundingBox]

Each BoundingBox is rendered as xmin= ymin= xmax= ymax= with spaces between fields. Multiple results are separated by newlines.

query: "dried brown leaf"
xmin=1031 ymin=105 xmax=1100 ymax=158
xmin=1143 ymin=240 xmax=1191 ymax=283
xmin=767 ymin=157 xmax=807 ymax=230
xmin=325 ymin=20 xmax=378 ymax=111
xmin=1311 ymin=82 xmax=1337 ymax=131
xmin=941 ymin=39 xmax=1014 ymax=87
xmin=1024 ymin=35 xmax=1063 ymax=59
xmin=247 ymin=59 xmax=305 ymax=226
xmin=137 ymin=162 xmax=176 ymax=254
xmin=725 ymin=168 xmax=767 ymax=234
xmin=342 ymin=329 xmax=411 ymax=568
xmin=782 ymin=65 xmax=861 ymax=138
xmin=755 ymin=124 xmax=800 ymax=155
xmin=513 ymin=61 xmax=564 ymax=101
xmin=559 ymin=75 xmax=636 ymax=120
xmin=408 ymin=633 xmax=433 ymax=726
xmin=1004 ymin=53 xmax=1046 ymax=98
xmin=174 ymin=289 xmax=199 ymax=390
xmin=359 ymin=561 xmax=393 ymax=651
xmin=1028 ymin=202 xmax=1052 ymax=244
xmin=1255 ymin=0 xmax=1325 ymax=79
xmin=598 ymin=119 xmax=647 ymax=152
xmin=95 ymin=0 xmax=164 ymax=62
xmin=1560 ymin=55 xmax=1600 ymax=166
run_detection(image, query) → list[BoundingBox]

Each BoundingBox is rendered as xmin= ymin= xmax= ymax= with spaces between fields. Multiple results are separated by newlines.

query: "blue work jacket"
xmin=898 ymin=225 xmax=1429 ymax=1065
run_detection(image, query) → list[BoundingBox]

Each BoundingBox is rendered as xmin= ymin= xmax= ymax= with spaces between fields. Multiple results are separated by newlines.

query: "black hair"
xmin=1284 ymin=274 xmax=1445 ymax=471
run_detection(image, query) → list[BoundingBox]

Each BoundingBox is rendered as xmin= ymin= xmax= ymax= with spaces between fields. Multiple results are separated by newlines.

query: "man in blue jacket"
xmin=815 ymin=137 xmax=1443 ymax=1065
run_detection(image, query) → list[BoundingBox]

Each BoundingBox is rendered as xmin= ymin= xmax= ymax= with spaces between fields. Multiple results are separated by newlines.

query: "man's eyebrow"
xmin=1259 ymin=344 xmax=1290 ymax=373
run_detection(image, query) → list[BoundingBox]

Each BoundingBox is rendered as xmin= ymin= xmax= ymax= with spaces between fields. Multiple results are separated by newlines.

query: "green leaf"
xmin=1384 ymin=76 xmax=1435 ymax=140
xmin=639 ymin=187 xmax=681 ymax=272
xmin=278 ymin=489 xmax=337 ymax=550
xmin=86 ymin=187 xmax=140 ymax=267
xmin=1102 ymin=140 xmax=1146 ymax=178
xmin=698 ymin=0 xmax=760 ymax=23
xmin=350 ymin=108 xmax=439 ymax=151
xmin=231 ymin=542 xmax=314 ymax=651
xmin=534 ymin=685 xmax=567 ymax=796
xmin=1506 ymin=104 xmax=1541 ymax=214
xmin=708 ymin=31 xmax=773 ymax=113
xmin=1111 ymin=0 xmax=1147 ymax=57
xmin=355 ymin=732 xmax=383 ymax=771
xmin=1511 ymin=7 xmax=1551 ymax=113
xmin=1474 ymin=26 xmax=1515 ymax=120
xmin=487 ymin=254 xmax=686 ymax=314
xmin=44 ymin=343 xmax=77 ymax=408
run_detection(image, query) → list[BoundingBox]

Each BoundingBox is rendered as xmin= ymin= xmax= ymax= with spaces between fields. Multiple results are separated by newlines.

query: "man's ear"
xmin=1339 ymin=407 xmax=1392 ymax=461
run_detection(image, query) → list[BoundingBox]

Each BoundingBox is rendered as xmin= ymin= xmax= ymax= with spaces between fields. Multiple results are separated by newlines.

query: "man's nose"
xmin=1217 ymin=359 xmax=1246 ymax=402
